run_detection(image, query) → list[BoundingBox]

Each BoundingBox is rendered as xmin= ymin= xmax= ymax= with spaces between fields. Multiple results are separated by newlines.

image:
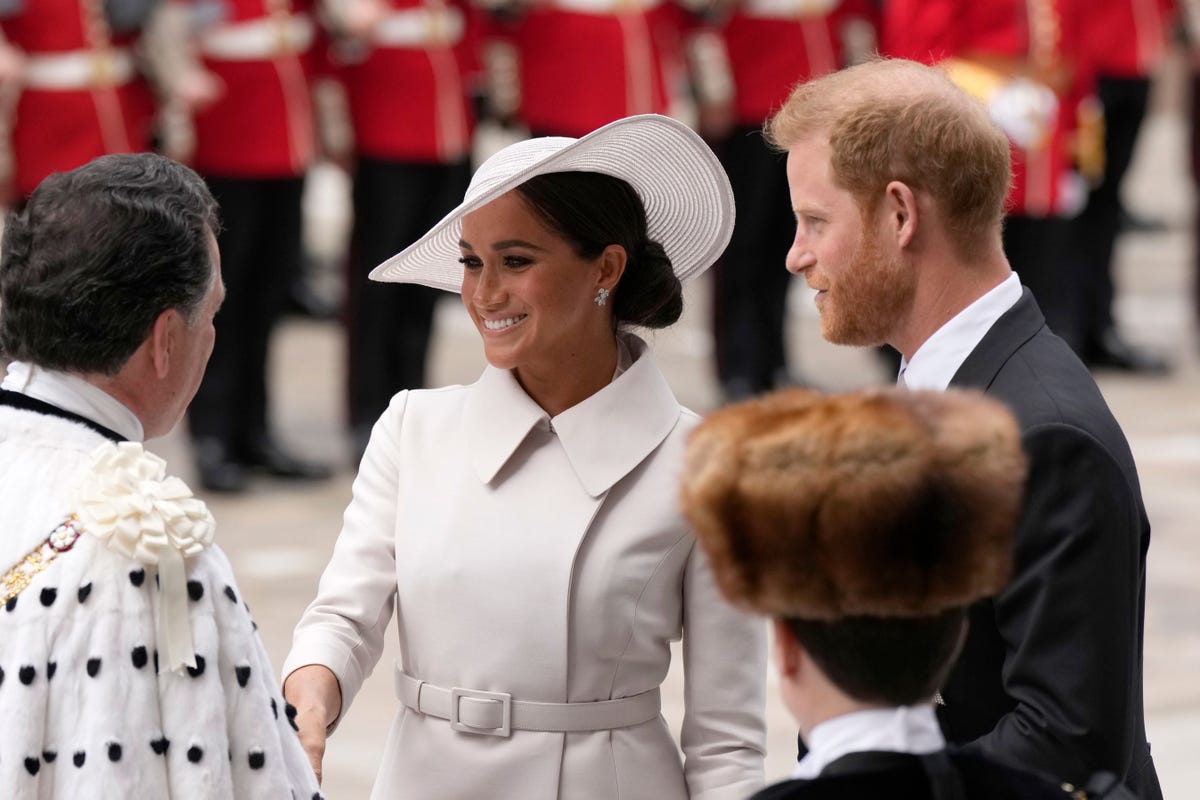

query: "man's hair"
xmin=0 ymin=153 xmax=220 ymax=375
xmin=766 ymin=58 xmax=1011 ymax=262
xmin=785 ymin=610 xmax=967 ymax=706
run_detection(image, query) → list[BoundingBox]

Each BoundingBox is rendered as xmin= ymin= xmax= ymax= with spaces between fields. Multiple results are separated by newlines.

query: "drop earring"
xmin=594 ymin=287 xmax=610 ymax=307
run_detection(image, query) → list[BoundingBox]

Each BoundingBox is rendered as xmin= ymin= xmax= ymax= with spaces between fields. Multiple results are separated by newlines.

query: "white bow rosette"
xmin=74 ymin=441 xmax=216 ymax=674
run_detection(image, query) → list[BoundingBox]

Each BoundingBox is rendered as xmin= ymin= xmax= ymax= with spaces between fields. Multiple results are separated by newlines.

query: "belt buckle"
xmin=449 ymin=687 xmax=512 ymax=737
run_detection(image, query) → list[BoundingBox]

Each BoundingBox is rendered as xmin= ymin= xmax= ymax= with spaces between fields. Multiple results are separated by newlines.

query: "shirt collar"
xmin=898 ymin=272 xmax=1022 ymax=390
xmin=1 ymin=361 xmax=145 ymax=442
xmin=793 ymin=705 xmax=946 ymax=780
xmin=465 ymin=333 xmax=681 ymax=497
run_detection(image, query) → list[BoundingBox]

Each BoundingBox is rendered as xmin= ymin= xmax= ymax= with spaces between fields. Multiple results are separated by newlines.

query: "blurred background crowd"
xmin=3 ymin=2 xmax=1200 ymax=796
xmin=1 ymin=0 xmax=1196 ymax=493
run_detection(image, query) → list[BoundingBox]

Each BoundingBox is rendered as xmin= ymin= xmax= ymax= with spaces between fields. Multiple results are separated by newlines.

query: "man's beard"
xmin=818 ymin=227 xmax=915 ymax=348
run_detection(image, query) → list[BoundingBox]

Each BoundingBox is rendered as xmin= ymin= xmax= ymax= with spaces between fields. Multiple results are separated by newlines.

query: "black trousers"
xmin=347 ymin=157 xmax=470 ymax=435
xmin=711 ymin=126 xmax=796 ymax=396
xmin=1072 ymin=75 xmax=1152 ymax=343
xmin=188 ymin=174 xmax=303 ymax=453
xmin=1003 ymin=215 xmax=1083 ymax=353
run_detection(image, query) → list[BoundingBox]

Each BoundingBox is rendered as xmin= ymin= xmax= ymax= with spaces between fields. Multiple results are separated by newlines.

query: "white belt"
xmin=550 ymin=0 xmax=662 ymax=14
xmin=23 ymin=48 xmax=136 ymax=90
xmin=741 ymin=0 xmax=837 ymax=19
xmin=373 ymin=7 xmax=465 ymax=48
xmin=201 ymin=14 xmax=314 ymax=60
xmin=395 ymin=668 xmax=661 ymax=737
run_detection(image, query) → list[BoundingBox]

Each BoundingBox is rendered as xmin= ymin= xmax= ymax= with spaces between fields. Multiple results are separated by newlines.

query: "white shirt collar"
xmin=793 ymin=705 xmax=946 ymax=780
xmin=898 ymin=273 xmax=1022 ymax=390
xmin=2 ymin=361 xmax=145 ymax=442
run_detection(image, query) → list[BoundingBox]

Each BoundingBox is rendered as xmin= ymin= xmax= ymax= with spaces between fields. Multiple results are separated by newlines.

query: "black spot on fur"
xmin=129 ymin=569 xmax=145 ymax=587
xmin=46 ymin=661 xmax=56 ymax=680
xmin=87 ymin=657 xmax=101 ymax=678
xmin=39 ymin=587 xmax=56 ymax=607
xmin=270 ymin=697 xmax=278 ymax=719
xmin=73 ymin=751 xmax=86 ymax=767
xmin=224 ymin=585 xmax=238 ymax=603
xmin=150 ymin=737 xmax=170 ymax=755
xmin=153 ymin=649 xmax=159 ymax=672
xmin=42 ymin=750 xmax=56 ymax=763
xmin=235 ymin=665 xmax=251 ymax=687
xmin=107 ymin=742 xmax=122 ymax=762
xmin=248 ymin=749 xmax=265 ymax=769
xmin=132 ymin=646 xmax=148 ymax=669
xmin=5 ymin=595 xmax=16 ymax=611
xmin=19 ymin=665 xmax=35 ymax=685
xmin=24 ymin=757 xmax=39 ymax=775
xmin=187 ymin=580 xmax=204 ymax=601
xmin=285 ymin=702 xmax=299 ymax=731
xmin=77 ymin=582 xmax=92 ymax=603
xmin=187 ymin=745 xmax=203 ymax=763
xmin=187 ymin=655 xmax=206 ymax=678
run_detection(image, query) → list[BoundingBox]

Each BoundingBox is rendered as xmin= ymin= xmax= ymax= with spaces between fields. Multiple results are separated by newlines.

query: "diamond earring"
xmin=594 ymin=287 xmax=610 ymax=307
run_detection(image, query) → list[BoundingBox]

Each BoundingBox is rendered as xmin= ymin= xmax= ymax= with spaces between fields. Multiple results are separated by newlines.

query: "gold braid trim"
xmin=1 ymin=516 xmax=84 ymax=605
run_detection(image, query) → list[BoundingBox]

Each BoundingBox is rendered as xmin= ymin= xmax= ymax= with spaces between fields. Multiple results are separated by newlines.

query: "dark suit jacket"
xmin=751 ymin=749 xmax=1084 ymax=800
xmin=939 ymin=289 xmax=1160 ymax=799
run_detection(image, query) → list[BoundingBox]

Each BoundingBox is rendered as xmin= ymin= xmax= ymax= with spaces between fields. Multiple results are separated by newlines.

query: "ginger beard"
xmin=816 ymin=215 xmax=915 ymax=348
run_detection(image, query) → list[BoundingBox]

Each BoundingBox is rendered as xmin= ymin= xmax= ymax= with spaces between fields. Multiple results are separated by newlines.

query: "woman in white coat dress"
xmin=282 ymin=114 xmax=768 ymax=799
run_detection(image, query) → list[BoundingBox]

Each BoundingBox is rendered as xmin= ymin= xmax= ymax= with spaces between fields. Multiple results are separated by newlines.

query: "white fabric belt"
xmin=741 ymin=0 xmax=837 ymax=19
xmin=373 ymin=7 xmax=465 ymax=47
xmin=395 ymin=668 xmax=661 ymax=737
xmin=201 ymin=14 xmax=314 ymax=60
xmin=23 ymin=49 xmax=136 ymax=89
xmin=550 ymin=0 xmax=662 ymax=14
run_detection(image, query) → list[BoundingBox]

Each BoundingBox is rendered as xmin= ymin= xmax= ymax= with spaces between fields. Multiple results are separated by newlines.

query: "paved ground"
xmin=149 ymin=68 xmax=1200 ymax=797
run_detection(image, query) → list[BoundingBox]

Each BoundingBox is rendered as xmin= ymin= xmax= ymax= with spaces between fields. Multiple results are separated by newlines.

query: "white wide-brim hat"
xmin=369 ymin=114 xmax=735 ymax=292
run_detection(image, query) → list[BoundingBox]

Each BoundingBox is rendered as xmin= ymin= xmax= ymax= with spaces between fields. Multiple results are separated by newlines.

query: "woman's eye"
xmin=503 ymin=255 xmax=531 ymax=268
xmin=458 ymin=256 xmax=482 ymax=269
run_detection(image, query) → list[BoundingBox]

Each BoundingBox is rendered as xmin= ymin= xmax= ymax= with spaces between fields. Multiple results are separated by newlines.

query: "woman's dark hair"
xmin=0 ymin=153 xmax=220 ymax=375
xmin=514 ymin=171 xmax=682 ymax=328
xmin=786 ymin=608 xmax=968 ymax=706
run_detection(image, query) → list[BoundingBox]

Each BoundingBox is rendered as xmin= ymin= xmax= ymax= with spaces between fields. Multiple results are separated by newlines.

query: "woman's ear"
xmin=598 ymin=244 xmax=627 ymax=291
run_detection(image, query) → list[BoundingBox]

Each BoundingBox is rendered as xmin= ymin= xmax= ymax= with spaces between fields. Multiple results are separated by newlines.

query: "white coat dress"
xmin=284 ymin=334 xmax=767 ymax=799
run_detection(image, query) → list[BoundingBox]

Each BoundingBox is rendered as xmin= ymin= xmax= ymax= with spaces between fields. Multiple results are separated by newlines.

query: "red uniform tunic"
xmin=882 ymin=0 xmax=1090 ymax=217
xmin=336 ymin=0 xmax=475 ymax=163
xmin=501 ymin=0 xmax=681 ymax=137
xmin=1 ymin=0 xmax=155 ymax=197
xmin=189 ymin=0 xmax=315 ymax=177
xmin=1084 ymin=0 xmax=1173 ymax=78
xmin=719 ymin=0 xmax=872 ymax=126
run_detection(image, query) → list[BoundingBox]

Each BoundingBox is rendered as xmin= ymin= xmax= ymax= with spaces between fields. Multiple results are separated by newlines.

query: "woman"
xmin=282 ymin=114 xmax=767 ymax=798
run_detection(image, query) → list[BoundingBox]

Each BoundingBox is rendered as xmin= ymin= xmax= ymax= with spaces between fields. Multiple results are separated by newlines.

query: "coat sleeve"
xmin=282 ymin=391 xmax=408 ymax=728
xmin=679 ymin=540 xmax=768 ymax=799
xmin=969 ymin=422 xmax=1145 ymax=784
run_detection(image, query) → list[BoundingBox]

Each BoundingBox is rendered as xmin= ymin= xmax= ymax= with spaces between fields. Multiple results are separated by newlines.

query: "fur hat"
xmin=680 ymin=387 xmax=1025 ymax=621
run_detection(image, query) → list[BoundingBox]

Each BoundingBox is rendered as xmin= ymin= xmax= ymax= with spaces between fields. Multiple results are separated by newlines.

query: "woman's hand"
xmin=283 ymin=664 xmax=343 ymax=784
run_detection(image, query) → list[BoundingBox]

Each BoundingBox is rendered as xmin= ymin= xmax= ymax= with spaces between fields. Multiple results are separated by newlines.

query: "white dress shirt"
xmin=2 ymin=361 xmax=144 ymax=441
xmin=793 ymin=705 xmax=946 ymax=779
xmin=898 ymin=273 xmax=1022 ymax=390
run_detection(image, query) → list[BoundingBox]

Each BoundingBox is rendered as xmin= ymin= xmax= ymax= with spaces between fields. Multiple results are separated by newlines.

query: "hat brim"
xmin=368 ymin=114 xmax=736 ymax=292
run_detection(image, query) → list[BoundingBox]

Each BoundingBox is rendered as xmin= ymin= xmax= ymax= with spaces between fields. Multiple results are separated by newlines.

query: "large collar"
xmin=464 ymin=334 xmax=682 ymax=497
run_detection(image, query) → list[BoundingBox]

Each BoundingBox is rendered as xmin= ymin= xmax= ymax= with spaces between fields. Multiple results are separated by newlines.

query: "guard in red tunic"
xmin=322 ymin=0 xmax=477 ymax=458
xmin=882 ymin=0 xmax=1095 ymax=354
xmin=488 ymin=0 xmax=681 ymax=137
xmin=183 ymin=0 xmax=330 ymax=492
xmin=0 ymin=0 xmax=157 ymax=200
xmin=694 ymin=0 xmax=874 ymax=400
xmin=1071 ymin=0 xmax=1173 ymax=372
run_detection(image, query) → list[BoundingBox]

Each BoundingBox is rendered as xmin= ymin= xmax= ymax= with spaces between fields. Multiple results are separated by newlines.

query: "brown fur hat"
xmin=680 ymin=387 xmax=1025 ymax=620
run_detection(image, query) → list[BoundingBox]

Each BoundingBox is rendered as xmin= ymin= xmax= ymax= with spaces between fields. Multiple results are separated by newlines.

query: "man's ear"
xmin=149 ymin=308 xmax=178 ymax=380
xmin=883 ymin=180 xmax=919 ymax=249
xmin=773 ymin=618 xmax=803 ymax=679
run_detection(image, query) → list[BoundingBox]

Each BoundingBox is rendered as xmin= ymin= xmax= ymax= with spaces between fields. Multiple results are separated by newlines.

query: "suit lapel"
xmin=949 ymin=289 xmax=1046 ymax=391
